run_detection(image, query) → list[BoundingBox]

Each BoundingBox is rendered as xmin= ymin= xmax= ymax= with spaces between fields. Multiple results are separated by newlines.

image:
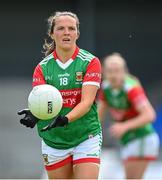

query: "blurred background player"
xmin=98 ymin=53 xmax=159 ymax=179
xmin=18 ymin=11 xmax=102 ymax=179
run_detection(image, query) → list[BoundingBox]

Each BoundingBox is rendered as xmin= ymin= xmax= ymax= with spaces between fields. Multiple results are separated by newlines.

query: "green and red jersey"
xmin=99 ymin=75 xmax=154 ymax=145
xmin=32 ymin=46 xmax=102 ymax=149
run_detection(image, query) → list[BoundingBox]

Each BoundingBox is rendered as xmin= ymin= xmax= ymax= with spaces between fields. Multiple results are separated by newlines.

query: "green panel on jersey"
xmin=36 ymin=49 xmax=101 ymax=149
xmin=104 ymin=88 xmax=131 ymax=109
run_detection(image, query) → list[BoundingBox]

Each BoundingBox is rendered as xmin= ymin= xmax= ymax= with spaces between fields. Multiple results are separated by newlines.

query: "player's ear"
xmin=76 ymin=33 xmax=80 ymax=40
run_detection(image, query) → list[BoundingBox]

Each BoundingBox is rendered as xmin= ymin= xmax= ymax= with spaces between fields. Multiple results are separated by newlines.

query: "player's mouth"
xmin=62 ymin=38 xmax=71 ymax=43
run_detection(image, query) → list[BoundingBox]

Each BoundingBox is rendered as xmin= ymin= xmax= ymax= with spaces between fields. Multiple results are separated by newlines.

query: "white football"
xmin=28 ymin=84 xmax=63 ymax=120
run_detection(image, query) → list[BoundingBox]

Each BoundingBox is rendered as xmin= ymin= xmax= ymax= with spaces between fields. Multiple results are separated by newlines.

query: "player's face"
xmin=104 ymin=61 xmax=126 ymax=89
xmin=51 ymin=16 xmax=79 ymax=50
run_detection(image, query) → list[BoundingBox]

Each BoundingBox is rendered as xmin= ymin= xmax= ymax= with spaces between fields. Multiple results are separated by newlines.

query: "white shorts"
xmin=42 ymin=133 xmax=102 ymax=171
xmin=121 ymin=132 xmax=160 ymax=161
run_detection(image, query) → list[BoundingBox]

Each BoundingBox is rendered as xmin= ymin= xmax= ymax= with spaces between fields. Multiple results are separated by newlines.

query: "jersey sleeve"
xmin=128 ymin=86 xmax=148 ymax=109
xmin=32 ymin=64 xmax=46 ymax=87
xmin=82 ymin=57 xmax=101 ymax=88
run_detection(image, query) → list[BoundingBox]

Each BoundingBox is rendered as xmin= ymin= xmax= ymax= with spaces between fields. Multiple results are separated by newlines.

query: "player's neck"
xmin=55 ymin=45 xmax=76 ymax=63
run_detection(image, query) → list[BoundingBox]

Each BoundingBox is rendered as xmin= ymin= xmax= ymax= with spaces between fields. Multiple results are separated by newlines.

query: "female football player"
xmin=98 ymin=53 xmax=159 ymax=179
xmin=18 ymin=11 xmax=102 ymax=179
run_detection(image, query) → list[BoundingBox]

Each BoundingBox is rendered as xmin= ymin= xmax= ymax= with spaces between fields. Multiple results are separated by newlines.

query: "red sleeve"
xmin=82 ymin=57 xmax=102 ymax=87
xmin=97 ymin=88 xmax=109 ymax=105
xmin=98 ymin=88 xmax=106 ymax=101
xmin=32 ymin=64 xmax=46 ymax=87
xmin=128 ymin=86 xmax=148 ymax=108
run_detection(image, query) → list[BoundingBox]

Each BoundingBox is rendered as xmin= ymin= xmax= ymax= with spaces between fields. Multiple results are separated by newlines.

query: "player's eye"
xmin=69 ymin=26 xmax=76 ymax=31
xmin=57 ymin=26 xmax=64 ymax=31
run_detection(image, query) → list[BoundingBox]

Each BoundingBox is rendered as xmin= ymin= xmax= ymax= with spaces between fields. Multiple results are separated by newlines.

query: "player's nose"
xmin=64 ymin=27 xmax=70 ymax=35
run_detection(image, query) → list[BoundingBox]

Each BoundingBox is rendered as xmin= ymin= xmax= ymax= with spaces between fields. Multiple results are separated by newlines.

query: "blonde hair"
xmin=43 ymin=11 xmax=80 ymax=57
xmin=103 ymin=52 xmax=141 ymax=84
xmin=103 ymin=52 xmax=129 ymax=72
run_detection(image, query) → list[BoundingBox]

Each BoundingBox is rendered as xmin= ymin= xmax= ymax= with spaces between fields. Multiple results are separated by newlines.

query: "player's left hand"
xmin=41 ymin=115 xmax=68 ymax=132
xmin=109 ymin=123 xmax=128 ymax=139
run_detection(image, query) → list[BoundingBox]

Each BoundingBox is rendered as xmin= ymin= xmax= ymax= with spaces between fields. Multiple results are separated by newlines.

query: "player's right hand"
xmin=18 ymin=109 xmax=39 ymax=128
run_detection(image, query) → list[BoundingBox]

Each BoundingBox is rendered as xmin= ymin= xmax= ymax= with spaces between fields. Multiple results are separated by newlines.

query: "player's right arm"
xmin=18 ymin=64 xmax=45 ymax=128
xmin=32 ymin=64 xmax=46 ymax=87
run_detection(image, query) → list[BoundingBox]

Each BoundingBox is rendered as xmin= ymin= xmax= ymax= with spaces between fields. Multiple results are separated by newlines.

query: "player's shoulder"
xmin=39 ymin=53 xmax=54 ymax=66
xmin=77 ymin=48 xmax=97 ymax=62
xmin=124 ymin=74 xmax=141 ymax=92
xmin=101 ymin=80 xmax=110 ymax=90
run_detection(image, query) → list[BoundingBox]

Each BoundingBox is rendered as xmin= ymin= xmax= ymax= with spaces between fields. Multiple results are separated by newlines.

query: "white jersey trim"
xmin=56 ymin=59 xmax=73 ymax=69
xmin=40 ymin=53 xmax=53 ymax=65
xmin=77 ymin=55 xmax=92 ymax=62
xmin=83 ymin=81 xmax=100 ymax=88
xmin=77 ymin=49 xmax=95 ymax=62
xmin=79 ymin=51 xmax=94 ymax=59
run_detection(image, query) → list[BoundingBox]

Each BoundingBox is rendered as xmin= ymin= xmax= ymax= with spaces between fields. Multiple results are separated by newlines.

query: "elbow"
xmin=147 ymin=109 xmax=156 ymax=123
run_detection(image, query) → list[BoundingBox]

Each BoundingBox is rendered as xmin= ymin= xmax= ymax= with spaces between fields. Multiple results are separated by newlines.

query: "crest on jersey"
xmin=75 ymin=72 xmax=83 ymax=82
xmin=43 ymin=154 xmax=49 ymax=164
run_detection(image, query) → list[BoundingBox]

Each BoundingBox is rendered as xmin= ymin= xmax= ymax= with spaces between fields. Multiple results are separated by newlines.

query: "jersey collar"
xmin=53 ymin=46 xmax=79 ymax=61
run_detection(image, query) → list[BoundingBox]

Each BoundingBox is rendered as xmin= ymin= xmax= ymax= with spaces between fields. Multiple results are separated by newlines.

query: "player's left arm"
xmin=66 ymin=57 xmax=101 ymax=122
xmin=41 ymin=58 xmax=102 ymax=131
xmin=122 ymin=86 xmax=156 ymax=130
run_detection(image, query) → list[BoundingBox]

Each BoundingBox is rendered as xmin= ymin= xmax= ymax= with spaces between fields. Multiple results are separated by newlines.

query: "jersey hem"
xmin=42 ymin=130 xmax=102 ymax=150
